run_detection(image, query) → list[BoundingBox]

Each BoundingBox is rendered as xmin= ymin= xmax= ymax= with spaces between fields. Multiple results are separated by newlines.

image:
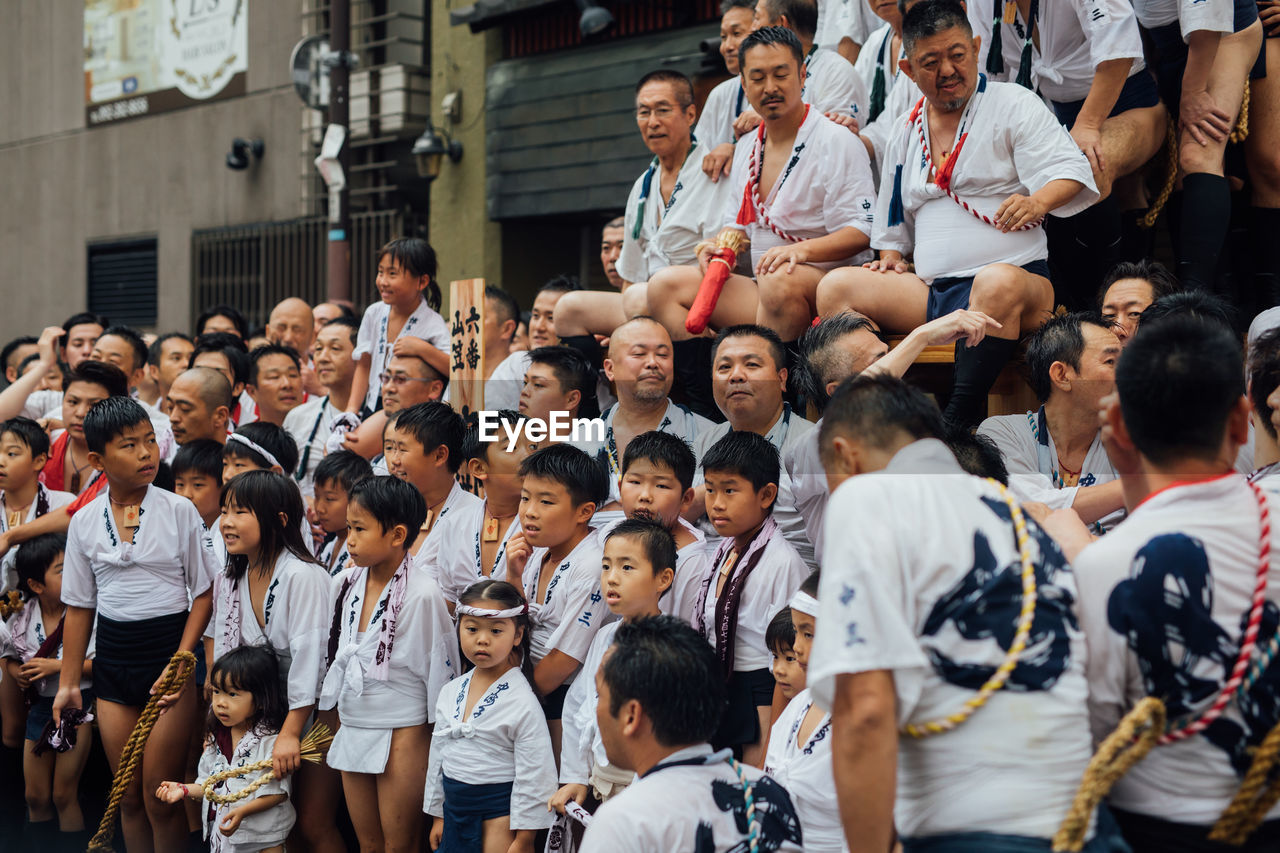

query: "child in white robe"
xmin=319 ymin=475 xmax=457 ymax=853
xmin=0 ymin=417 xmax=75 ymax=595
xmin=210 ymin=470 xmax=337 ymax=850
xmin=310 ymin=451 xmax=373 ymax=576
xmin=424 ymin=580 xmax=556 ymax=852
xmin=158 ymin=645 xmax=295 ymax=853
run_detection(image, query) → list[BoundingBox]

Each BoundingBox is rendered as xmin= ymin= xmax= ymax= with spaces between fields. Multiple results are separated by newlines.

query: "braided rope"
xmin=200 ymin=723 xmax=334 ymax=805
xmin=0 ymin=589 xmax=23 ymax=619
xmin=729 ymin=756 xmax=760 ymax=853
xmin=909 ymin=99 xmax=1041 ymax=232
xmin=1142 ymin=82 xmax=1251 ymax=229
xmin=903 ymin=480 xmax=1037 ymax=738
xmin=1208 ymin=717 xmax=1280 ymax=845
xmin=1051 ymin=698 xmax=1166 ymax=852
xmin=89 ymin=651 xmax=197 ymax=853
xmin=746 ymin=123 xmax=803 ymax=245
xmin=1159 ymin=479 xmax=1271 ymax=744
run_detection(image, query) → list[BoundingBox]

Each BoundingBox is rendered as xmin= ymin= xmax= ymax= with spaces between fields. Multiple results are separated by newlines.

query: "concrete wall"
xmin=0 ymin=0 xmax=305 ymax=339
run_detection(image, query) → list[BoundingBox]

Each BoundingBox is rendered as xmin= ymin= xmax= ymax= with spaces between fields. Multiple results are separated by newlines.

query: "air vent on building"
xmin=88 ymin=238 xmax=158 ymax=327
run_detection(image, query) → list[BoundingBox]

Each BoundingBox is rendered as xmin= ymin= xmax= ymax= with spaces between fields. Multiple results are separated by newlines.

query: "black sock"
xmin=1119 ymin=208 xmax=1155 ymax=263
xmin=1048 ymin=198 xmax=1122 ymax=311
xmin=558 ymin=334 xmax=603 ymax=371
xmin=944 ymin=336 xmax=1019 ymax=430
xmin=1254 ymin=207 xmax=1280 ymax=310
xmin=672 ymin=338 xmax=724 ymax=423
xmin=1178 ymin=173 xmax=1231 ymax=291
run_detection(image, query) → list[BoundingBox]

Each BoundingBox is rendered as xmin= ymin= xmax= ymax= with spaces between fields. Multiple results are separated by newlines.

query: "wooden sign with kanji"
xmin=448 ymin=278 xmax=486 ymax=419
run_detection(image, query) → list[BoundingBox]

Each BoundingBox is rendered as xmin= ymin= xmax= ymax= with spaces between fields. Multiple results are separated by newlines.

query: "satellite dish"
xmin=290 ymin=35 xmax=331 ymax=110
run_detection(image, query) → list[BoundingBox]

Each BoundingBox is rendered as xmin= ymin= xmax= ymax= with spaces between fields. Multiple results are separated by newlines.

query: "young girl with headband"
xmin=425 ymin=579 xmax=557 ymax=853
xmin=763 ymin=570 xmax=844 ymax=853
xmin=210 ymin=470 xmax=342 ymax=853
xmin=157 ymin=645 xmax=295 ymax=853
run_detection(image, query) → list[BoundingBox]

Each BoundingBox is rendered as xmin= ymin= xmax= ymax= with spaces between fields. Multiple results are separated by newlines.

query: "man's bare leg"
xmin=1096 ymin=104 xmax=1168 ymax=199
xmin=553 ymin=290 xmax=626 ymax=338
xmin=646 ymin=265 xmax=758 ymax=342
xmin=816 ymin=267 xmax=931 ymax=333
xmin=756 ymin=264 xmax=829 ymax=340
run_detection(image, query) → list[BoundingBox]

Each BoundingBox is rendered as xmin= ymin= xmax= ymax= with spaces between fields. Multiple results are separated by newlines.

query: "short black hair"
xmin=392 ymin=401 xmax=466 ymax=473
xmin=378 ymin=237 xmax=441 ymax=311
xmin=314 ymin=449 xmax=374 ymax=493
xmin=61 ymin=312 xmax=108 ymax=338
xmin=946 ymin=427 xmax=1009 ymax=485
xmin=712 ymin=324 xmax=787 ymax=374
xmin=17 ymin=353 xmax=48 ymax=375
xmin=621 ymin=430 xmax=697 ymax=492
xmin=98 ymin=326 xmax=149 ymax=373
xmin=1250 ymin=327 xmax=1280 ymax=441
xmin=528 ymin=346 xmax=596 ymax=400
xmin=538 ymin=274 xmax=583 ymax=295
xmin=1140 ymin=290 xmax=1237 ymax=332
xmin=636 ymin=69 xmax=695 ymax=109
xmin=485 ymin=286 xmax=521 ymax=338
xmin=148 ymin=332 xmax=193 ymax=367
xmin=766 ymin=607 xmax=795 ymax=654
xmin=320 ymin=315 xmax=360 ymax=345
xmin=0 ymin=416 xmax=50 ymax=459
xmin=172 ymin=438 xmax=225 ymax=482
xmin=192 ymin=332 xmax=251 ymax=386
xmin=1118 ymin=315 xmax=1245 ymax=466
xmin=197 ymin=305 xmax=250 ymax=340
xmin=1098 ymin=259 xmax=1181 ymax=310
xmin=1 ymin=336 xmax=37 ymax=374
xmin=798 ymin=312 xmax=883 ymax=407
xmin=701 ymin=430 xmax=780 ymax=494
xmin=518 ymin=443 xmax=610 ymax=508
xmin=902 ymin=0 xmax=972 ymax=55
xmin=225 ymin=422 xmax=300 ymax=476
xmin=738 ymin=25 xmax=805 ymax=70
xmin=248 ymin=343 xmax=302 ymax=385
xmin=605 ymin=518 xmax=678 ymax=575
xmin=83 ymin=396 xmax=152 ymax=454
xmin=721 ymin=0 xmax=757 ymax=13
xmin=463 ymin=410 xmax=524 ymax=462
xmin=63 ymin=359 xmax=130 ymax=398
xmin=1024 ymin=312 xmax=1114 ymax=404
xmin=762 ymin=0 xmax=817 ymax=37
xmin=349 ymin=474 xmax=428 ymax=536
xmin=14 ymin=533 xmax=65 ymax=599
xmin=819 ymin=374 xmax=944 ymax=467
xmin=209 ymin=645 xmax=287 ymax=735
xmin=602 ymin=615 xmax=726 ymax=746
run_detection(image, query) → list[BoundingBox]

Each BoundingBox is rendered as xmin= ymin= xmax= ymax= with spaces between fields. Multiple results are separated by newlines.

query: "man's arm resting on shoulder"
xmin=831 ymin=669 xmax=898 ymax=853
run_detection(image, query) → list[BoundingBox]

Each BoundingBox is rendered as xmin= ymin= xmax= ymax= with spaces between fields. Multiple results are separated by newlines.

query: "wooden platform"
xmin=888 ymin=336 xmax=1038 ymax=419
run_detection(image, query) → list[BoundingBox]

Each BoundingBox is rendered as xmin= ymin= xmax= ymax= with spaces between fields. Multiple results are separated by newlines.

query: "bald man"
xmin=268 ymin=297 xmax=322 ymax=396
xmin=166 ymin=367 xmax=233 ymax=449
xmin=596 ymin=317 xmax=714 ymax=509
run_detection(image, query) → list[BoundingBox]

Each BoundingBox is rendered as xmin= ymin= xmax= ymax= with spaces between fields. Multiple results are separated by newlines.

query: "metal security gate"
xmin=191 ymin=209 xmax=426 ymax=331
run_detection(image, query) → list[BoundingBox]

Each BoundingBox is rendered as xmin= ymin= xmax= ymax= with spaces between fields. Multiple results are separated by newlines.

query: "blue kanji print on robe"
xmin=919 ymin=496 xmax=1076 ymax=692
xmin=1107 ymin=533 xmax=1280 ymax=774
xmin=693 ymin=774 xmax=802 ymax=853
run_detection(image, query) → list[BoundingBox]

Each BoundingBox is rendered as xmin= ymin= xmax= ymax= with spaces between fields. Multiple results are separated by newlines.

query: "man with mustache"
xmin=650 ymin=26 xmax=877 ymax=413
xmin=594 ymin=318 xmax=713 ymax=513
xmin=817 ymin=0 xmax=1097 ymax=430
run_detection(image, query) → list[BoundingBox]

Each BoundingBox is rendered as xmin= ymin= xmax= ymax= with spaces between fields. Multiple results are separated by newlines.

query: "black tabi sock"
xmin=1177 ymin=173 xmax=1231 ymax=292
xmin=1254 ymin=207 xmax=1280 ymax=310
xmin=1047 ymin=197 xmax=1122 ymax=311
xmin=943 ymin=336 xmax=1019 ymax=430
xmin=558 ymin=334 xmax=604 ymax=371
xmin=1119 ymin=208 xmax=1155 ymax=263
xmin=672 ymin=337 xmax=724 ymax=423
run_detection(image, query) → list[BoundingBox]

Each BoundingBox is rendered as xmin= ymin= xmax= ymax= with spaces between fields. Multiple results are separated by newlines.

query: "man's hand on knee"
xmin=756 ymin=244 xmax=810 ymax=277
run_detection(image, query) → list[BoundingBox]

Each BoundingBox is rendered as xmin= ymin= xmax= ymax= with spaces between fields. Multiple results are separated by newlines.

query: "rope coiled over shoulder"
xmin=200 ymin=723 xmax=334 ymax=805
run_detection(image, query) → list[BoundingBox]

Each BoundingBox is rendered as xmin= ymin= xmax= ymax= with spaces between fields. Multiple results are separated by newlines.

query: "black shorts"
xmin=927 ymin=259 xmax=1051 ymax=322
xmin=711 ymin=668 xmax=775 ymax=754
xmin=94 ymin=611 xmax=187 ymax=707
xmin=1052 ymin=70 xmax=1161 ymax=128
xmin=1148 ymin=1 xmax=1265 ymax=110
xmin=1112 ymin=807 xmax=1280 ymax=852
xmin=542 ymin=682 xmax=571 ymax=721
xmin=25 ymin=691 xmax=95 ymax=743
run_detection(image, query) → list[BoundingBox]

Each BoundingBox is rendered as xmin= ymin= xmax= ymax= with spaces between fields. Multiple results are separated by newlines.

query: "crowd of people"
xmin=2 ymin=0 xmax=1280 ymax=850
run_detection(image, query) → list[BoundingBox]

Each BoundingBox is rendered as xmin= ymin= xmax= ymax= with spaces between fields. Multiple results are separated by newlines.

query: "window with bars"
xmin=87 ymin=238 xmax=158 ymax=327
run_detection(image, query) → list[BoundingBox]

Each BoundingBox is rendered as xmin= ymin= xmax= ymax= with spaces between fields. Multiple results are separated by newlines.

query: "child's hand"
xmin=219 ymin=806 xmax=245 ymax=836
xmin=392 ymin=336 xmax=431 ymax=359
xmin=505 ymin=532 xmax=531 ymax=585
xmin=272 ymin=732 xmax=302 ymax=778
xmin=429 ymin=817 xmax=443 ymax=851
xmin=155 ymin=781 xmax=189 ymax=804
xmin=548 ymin=783 xmax=588 ymax=816
xmin=51 ymin=685 xmax=81 ymax=726
xmin=21 ymin=657 xmax=60 ymax=682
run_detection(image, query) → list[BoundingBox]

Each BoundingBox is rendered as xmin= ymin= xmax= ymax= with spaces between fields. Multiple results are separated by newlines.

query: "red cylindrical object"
xmin=685 ymin=248 xmax=737 ymax=335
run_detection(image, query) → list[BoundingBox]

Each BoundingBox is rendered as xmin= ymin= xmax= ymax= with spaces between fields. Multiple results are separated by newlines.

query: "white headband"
xmin=227 ymin=433 xmax=282 ymax=470
xmin=456 ymin=603 xmax=526 ymax=619
xmin=789 ymin=591 xmax=819 ymax=617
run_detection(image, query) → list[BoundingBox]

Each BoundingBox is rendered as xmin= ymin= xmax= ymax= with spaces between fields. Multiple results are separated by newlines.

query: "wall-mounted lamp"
xmin=412 ymin=124 xmax=463 ymax=181
xmin=226 ymin=137 xmax=264 ymax=170
xmin=575 ymin=0 xmax=613 ymax=37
